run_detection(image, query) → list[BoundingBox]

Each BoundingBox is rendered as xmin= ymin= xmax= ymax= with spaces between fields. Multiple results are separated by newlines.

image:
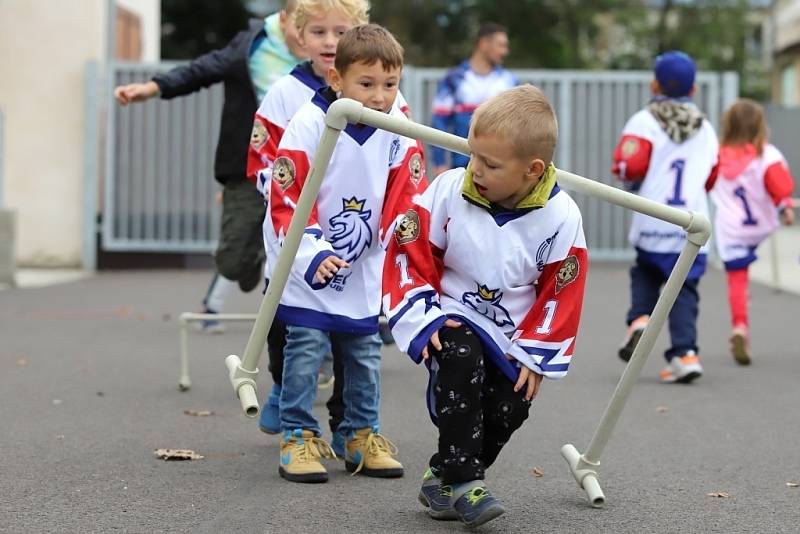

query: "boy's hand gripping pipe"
xmin=224 ymin=99 xmax=469 ymax=417
xmin=223 ymin=99 xmax=711 ymax=511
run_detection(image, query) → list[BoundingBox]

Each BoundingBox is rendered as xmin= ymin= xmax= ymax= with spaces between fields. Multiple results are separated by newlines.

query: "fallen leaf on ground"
xmin=707 ymin=492 xmax=730 ymax=498
xmin=183 ymin=409 xmax=214 ymax=417
xmin=16 ymin=358 xmax=28 ymax=366
xmin=656 ymin=406 xmax=669 ymax=413
xmin=56 ymin=435 xmax=65 ymax=440
xmin=787 ymin=482 xmax=798 ymax=488
xmin=531 ymin=467 xmax=544 ymax=478
xmin=154 ymin=448 xmax=204 ymax=461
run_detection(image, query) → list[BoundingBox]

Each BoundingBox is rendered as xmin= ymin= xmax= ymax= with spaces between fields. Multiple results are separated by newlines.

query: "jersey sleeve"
xmin=379 ymin=135 xmax=428 ymax=249
xmin=267 ymin=106 xmax=336 ymax=289
xmin=612 ymin=134 xmax=653 ymax=181
xmin=382 ymin=171 xmax=457 ymax=363
xmin=247 ymin=87 xmax=291 ymax=195
xmin=506 ymin=201 xmax=588 ymax=379
xmin=764 ymin=161 xmax=795 ymax=207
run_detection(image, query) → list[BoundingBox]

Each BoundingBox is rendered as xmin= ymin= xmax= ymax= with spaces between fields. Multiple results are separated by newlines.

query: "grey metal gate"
xmin=103 ymin=62 xmax=738 ymax=259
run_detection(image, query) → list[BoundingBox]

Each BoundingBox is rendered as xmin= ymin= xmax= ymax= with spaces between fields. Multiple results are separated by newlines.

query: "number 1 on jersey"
xmin=667 ymin=159 xmax=687 ymax=206
xmin=395 ymin=253 xmax=413 ymax=287
xmin=733 ymin=186 xmax=758 ymax=226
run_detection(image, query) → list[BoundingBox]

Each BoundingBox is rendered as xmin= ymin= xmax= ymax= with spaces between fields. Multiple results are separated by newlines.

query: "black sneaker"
xmin=418 ymin=468 xmax=458 ymax=520
xmin=452 ymin=484 xmax=505 ymax=528
xmin=238 ymin=255 xmax=264 ymax=293
xmin=618 ymin=315 xmax=648 ymax=362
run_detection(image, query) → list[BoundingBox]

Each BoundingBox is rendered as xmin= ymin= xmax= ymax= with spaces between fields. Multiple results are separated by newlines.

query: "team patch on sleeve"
xmin=621 ymin=138 xmax=639 ymax=158
xmin=408 ymin=153 xmax=423 ymax=186
xmin=395 ymin=209 xmax=420 ymax=245
xmin=555 ymin=255 xmax=580 ymax=294
xmin=250 ymin=120 xmax=268 ymax=150
xmin=272 ymin=156 xmax=296 ymax=190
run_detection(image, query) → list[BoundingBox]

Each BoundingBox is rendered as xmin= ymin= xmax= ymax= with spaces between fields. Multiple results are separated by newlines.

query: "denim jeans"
xmin=280 ymin=325 xmax=381 ymax=435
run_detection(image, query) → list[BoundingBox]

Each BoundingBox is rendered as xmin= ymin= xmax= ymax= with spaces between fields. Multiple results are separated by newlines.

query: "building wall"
xmin=117 ymin=0 xmax=160 ymax=61
xmin=772 ymin=0 xmax=800 ymax=106
xmin=0 ymin=0 xmax=107 ymax=267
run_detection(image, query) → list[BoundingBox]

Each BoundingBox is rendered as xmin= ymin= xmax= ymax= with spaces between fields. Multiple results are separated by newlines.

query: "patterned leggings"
xmin=428 ymin=325 xmax=531 ymax=485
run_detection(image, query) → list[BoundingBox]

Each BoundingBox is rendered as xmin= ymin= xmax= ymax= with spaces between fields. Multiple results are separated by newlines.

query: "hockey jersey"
xmin=382 ymin=166 xmax=588 ymax=383
xmin=247 ymin=60 xmax=410 ymax=194
xmin=430 ymin=61 xmax=517 ymax=168
xmin=711 ymin=143 xmax=795 ymax=270
xmin=612 ymin=99 xmax=719 ymax=279
xmin=265 ymin=87 xmax=427 ymax=334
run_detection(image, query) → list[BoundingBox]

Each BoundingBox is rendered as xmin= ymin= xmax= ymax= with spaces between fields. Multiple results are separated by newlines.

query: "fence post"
xmin=0 ymin=107 xmax=16 ymax=286
xmin=83 ymin=61 xmax=100 ymax=272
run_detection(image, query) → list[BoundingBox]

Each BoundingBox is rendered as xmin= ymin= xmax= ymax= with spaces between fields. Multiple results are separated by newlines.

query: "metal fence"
xmin=103 ymin=62 xmax=738 ymax=259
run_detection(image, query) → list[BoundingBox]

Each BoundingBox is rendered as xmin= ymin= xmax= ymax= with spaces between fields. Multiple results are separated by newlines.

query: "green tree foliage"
xmin=161 ymin=0 xmax=253 ymax=59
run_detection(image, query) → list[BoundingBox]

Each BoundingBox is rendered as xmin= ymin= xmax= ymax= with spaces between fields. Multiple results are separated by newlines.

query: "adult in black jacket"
xmin=114 ymin=4 xmax=304 ymax=293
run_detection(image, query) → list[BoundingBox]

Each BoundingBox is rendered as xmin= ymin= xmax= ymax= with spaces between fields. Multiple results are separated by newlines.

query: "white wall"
xmin=117 ymin=0 xmax=161 ymax=61
xmin=0 ymin=0 xmax=107 ymax=267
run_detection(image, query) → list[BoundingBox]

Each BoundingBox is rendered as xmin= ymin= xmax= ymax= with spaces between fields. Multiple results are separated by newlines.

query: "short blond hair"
xmin=294 ymin=0 xmax=370 ymax=32
xmin=470 ymin=85 xmax=558 ymax=163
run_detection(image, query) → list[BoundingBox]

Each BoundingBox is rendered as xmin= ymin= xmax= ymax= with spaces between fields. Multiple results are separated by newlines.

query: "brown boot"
xmin=279 ymin=429 xmax=336 ymax=483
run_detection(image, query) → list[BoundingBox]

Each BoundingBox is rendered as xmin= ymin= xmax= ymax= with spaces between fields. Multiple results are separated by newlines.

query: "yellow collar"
xmin=461 ymin=163 xmax=557 ymax=210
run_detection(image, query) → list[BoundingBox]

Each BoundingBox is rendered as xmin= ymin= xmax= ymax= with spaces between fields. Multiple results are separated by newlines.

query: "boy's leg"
xmin=479 ymin=361 xmax=532 ymax=470
xmin=279 ymin=325 xmax=327 ymax=433
xmin=197 ymin=271 xmax=234 ymax=334
xmin=258 ymin=317 xmax=288 ymax=434
xmin=214 ymin=177 xmax=265 ymax=292
xmin=336 ymin=331 xmax=402 ymax=477
xmin=619 ymin=261 xmax=662 ymax=361
xmin=660 ymin=278 xmax=703 ymax=383
xmin=726 ymin=268 xmax=751 ymax=365
xmin=326 ymin=342 xmax=345 ymax=455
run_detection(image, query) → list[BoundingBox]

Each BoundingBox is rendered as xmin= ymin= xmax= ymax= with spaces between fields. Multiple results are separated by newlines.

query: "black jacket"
xmin=152 ymin=20 xmax=265 ymax=184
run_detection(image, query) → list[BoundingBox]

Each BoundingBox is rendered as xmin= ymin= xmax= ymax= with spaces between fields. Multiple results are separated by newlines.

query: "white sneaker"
xmin=660 ymin=351 xmax=703 ymax=383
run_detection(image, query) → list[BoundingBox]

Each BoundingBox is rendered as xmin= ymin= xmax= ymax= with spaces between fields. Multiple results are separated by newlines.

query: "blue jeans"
xmin=280 ymin=325 xmax=382 ymax=435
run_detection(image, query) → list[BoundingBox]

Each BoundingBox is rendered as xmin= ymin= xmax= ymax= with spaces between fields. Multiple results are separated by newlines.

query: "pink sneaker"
xmin=730 ymin=326 xmax=751 ymax=366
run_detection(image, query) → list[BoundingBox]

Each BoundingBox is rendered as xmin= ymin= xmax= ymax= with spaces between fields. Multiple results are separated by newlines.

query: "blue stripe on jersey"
xmin=291 ymin=61 xmax=325 ymax=91
xmin=407 ymin=315 xmax=447 ymax=363
xmin=723 ymin=247 xmax=758 ymax=271
xmin=277 ymin=304 xmax=379 ymax=335
xmin=311 ymin=88 xmax=377 ymax=145
xmin=519 ymin=345 xmax=569 ymax=373
xmin=304 ymin=250 xmax=336 ymax=289
xmin=636 ymin=248 xmax=707 ymax=280
xmin=388 ymin=290 xmax=440 ymax=331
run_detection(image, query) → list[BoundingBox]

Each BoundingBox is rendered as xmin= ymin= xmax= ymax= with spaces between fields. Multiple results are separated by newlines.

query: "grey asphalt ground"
xmin=1 ymin=263 xmax=799 ymax=533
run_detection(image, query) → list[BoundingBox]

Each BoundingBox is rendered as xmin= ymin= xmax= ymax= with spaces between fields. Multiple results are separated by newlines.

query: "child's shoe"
xmin=618 ymin=315 xmax=648 ymax=361
xmin=331 ymin=430 xmax=346 ymax=458
xmin=278 ymin=429 xmax=335 ymax=483
xmin=258 ymin=384 xmax=281 ymax=434
xmin=451 ymin=482 xmax=505 ymax=528
xmin=378 ymin=320 xmax=395 ymax=346
xmin=730 ymin=326 xmax=751 ymax=366
xmin=418 ymin=468 xmax=458 ymax=520
xmin=194 ymin=309 xmax=225 ymax=334
xmin=659 ymin=351 xmax=703 ymax=383
xmin=345 ymin=426 xmax=404 ymax=478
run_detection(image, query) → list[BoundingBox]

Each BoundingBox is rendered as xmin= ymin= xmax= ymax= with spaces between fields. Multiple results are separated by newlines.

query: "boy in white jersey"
xmin=612 ymin=51 xmax=719 ymax=383
xmin=384 ymin=86 xmax=588 ymax=527
xmin=266 ymin=24 xmax=427 ymax=483
xmin=245 ymin=0 xmax=370 ymax=451
xmin=711 ymin=99 xmax=795 ymax=364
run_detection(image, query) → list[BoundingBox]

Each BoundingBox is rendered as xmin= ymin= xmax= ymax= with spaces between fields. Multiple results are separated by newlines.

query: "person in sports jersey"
xmin=384 ymin=86 xmax=587 ymax=527
xmin=430 ymin=22 xmax=517 ymax=177
xmin=266 ymin=25 xmax=427 ymax=483
xmin=711 ymin=99 xmax=795 ymax=365
xmin=245 ymin=0 xmax=371 ymax=456
xmin=612 ymin=51 xmax=719 ymax=384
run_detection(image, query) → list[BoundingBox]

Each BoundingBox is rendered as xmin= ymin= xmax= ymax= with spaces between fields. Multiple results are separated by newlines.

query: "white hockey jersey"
xmin=618 ymin=103 xmax=718 ymax=277
xmin=265 ymin=88 xmax=427 ymax=334
xmin=382 ymin=166 xmax=588 ymax=382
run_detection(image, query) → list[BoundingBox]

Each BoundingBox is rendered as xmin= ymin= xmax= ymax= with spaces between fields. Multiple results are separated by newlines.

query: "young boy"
xmin=383 ymin=85 xmax=588 ymax=527
xmin=245 ymin=0 xmax=371 ymax=453
xmin=265 ymin=24 xmax=426 ymax=483
xmin=612 ymin=51 xmax=719 ymax=383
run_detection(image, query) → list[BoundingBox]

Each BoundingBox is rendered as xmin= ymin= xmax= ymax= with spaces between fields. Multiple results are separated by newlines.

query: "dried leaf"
xmin=531 ymin=467 xmax=544 ymax=478
xmin=16 ymin=358 xmax=28 ymax=366
xmin=56 ymin=435 xmax=65 ymax=440
xmin=707 ymin=492 xmax=730 ymax=498
xmin=656 ymin=406 xmax=670 ymax=413
xmin=154 ymin=448 xmax=204 ymax=461
xmin=786 ymin=482 xmax=799 ymax=488
xmin=183 ymin=409 xmax=214 ymax=417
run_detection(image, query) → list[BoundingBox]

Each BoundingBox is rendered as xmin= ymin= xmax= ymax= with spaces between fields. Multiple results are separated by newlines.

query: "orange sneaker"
xmin=659 ymin=351 xmax=703 ymax=383
xmin=730 ymin=326 xmax=751 ymax=366
xmin=619 ymin=315 xmax=649 ymax=362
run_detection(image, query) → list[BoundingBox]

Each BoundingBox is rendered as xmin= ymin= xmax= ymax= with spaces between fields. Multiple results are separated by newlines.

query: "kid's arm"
xmin=764 ymin=161 xmax=795 ymax=208
xmin=611 ymin=134 xmax=652 ymax=183
xmin=246 ymin=92 xmax=290 ymax=193
xmin=382 ymin=176 xmax=453 ymax=363
xmin=506 ymin=208 xmax=588 ymax=379
xmin=379 ymin=138 xmax=429 ymax=249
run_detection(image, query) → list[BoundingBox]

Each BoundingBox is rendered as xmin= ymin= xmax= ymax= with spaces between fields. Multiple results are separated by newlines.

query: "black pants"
xmin=267 ymin=318 xmax=345 ymax=433
xmin=428 ymin=325 xmax=531 ymax=485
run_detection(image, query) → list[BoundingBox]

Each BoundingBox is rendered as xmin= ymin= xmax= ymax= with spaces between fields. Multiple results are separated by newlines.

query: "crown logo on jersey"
xmin=342 ymin=197 xmax=366 ymax=212
xmin=477 ymin=285 xmax=497 ymax=301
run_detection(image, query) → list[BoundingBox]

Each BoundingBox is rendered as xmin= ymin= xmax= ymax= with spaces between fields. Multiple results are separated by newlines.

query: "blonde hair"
xmin=721 ymin=98 xmax=768 ymax=154
xmin=294 ymin=0 xmax=370 ymax=32
xmin=335 ymin=24 xmax=404 ymax=75
xmin=470 ymin=85 xmax=558 ymax=162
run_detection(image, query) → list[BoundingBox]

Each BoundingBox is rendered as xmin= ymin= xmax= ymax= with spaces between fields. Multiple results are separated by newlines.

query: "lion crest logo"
xmin=394 ymin=209 xmax=420 ymax=245
xmin=272 ymin=157 xmax=295 ymax=191
xmin=250 ymin=120 xmax=268 ymax=150
xmin=328 ymin=197 xmax=373 ymax=264
xmin=462 ymin=284 xmax=514 ymax=328
xmin=555 ymin=255 xmax=580 ymax=294
xmin=408 ymin=153 xmax=424 ymax=186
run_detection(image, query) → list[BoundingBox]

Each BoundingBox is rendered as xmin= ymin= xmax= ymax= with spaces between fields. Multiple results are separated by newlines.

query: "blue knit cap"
xmin=654 ymin=51 xmax=696 ymax=97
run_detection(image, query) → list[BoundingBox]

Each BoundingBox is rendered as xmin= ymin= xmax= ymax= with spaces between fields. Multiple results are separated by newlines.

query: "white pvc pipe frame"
xmin=224 ymin=98 xmax=711 ymax=508
xmin=768 ymin=198 xmax=800 ymax=291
